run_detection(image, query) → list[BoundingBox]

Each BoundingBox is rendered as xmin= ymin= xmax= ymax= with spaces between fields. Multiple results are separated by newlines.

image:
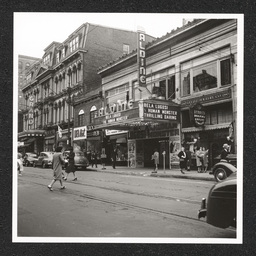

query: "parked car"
xmin=198 ymin=171 xmax=237 ymax=229
xmin=33 ymin=152 xmax=54 ymax=168
xmin=210 ymin=158 xmax=237 ymax=182
xmin=212 ymin=153 xmax=237 ymax=167
xmin=63 ymin=150 xmax=89 ymax=169
xmin=23 ymin=152 xmax=38 ymax=166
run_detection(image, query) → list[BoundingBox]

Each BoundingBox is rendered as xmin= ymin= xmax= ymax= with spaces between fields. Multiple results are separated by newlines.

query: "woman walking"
xmin=48 ymin=147 xmax=66 ymax=191
xmin=64 ymin=146 xmax=77 ymax=181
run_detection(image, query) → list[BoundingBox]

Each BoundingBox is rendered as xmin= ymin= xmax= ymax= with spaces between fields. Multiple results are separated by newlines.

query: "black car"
xmin=210 ymin=157 xmax=237 ymax=182
xmin=198 ymin=171 xmax=237 ymax=229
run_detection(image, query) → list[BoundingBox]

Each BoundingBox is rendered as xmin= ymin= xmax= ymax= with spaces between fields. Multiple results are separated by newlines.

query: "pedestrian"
xmin=17 ymin=152 xmax=24 ymax=176
xmin=101 ymin=151 xmax=106 ymax=170
xmin=63 ymin=146 xmax=77 ymax=181
xmin=111 ymin=147 xmax=117 ymax=169
xmin=221 ymin=143 xmax=230 ymax=160
xmin=151 ymin=148 xmax=159 ymax=173
xmin=178 ymin=147 xmax=186 ymax=174
xmin=91 ymin=150 xmax=98 ymax=168
xmin=203 ymin=148 xmax=209 ymax=172
xmin=87 ymin=149 xmax=92 ymax=165
xmin=47 ymin=146 xmax=66 ymax=191
xmin=195 ymin=146 xmax=204 ymax=173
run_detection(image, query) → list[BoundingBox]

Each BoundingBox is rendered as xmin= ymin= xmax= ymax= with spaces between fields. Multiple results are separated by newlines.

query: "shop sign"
xmin=143 ymin=102 xmax=180 ymax=122
xmin=105 ymin=130 xmax=128 ymax=136
xmin=137 ymin=30 xmax=146 ymax=87
xmin=189 ymin=102 xmax=206 ymax=127
xmin=73 ymin=126 xmax=87 ymax=141
xmin=87 ymin=130 xmax=100 ymax=138
xmin=181 ymin=88 xmax=231 ymax=107
xmin=98 ymin=99 xmax=134 ymax=117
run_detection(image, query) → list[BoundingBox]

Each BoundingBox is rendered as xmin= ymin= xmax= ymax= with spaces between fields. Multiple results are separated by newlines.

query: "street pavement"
xmin=85 ymin=165 xmax=215 ymax=182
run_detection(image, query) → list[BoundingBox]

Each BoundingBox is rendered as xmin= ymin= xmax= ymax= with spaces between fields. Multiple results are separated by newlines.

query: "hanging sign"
xmin=28 ymin=95 xmax=34 ymax=127
xmin=137 ymin=30 xmax=146 ymax=87
xmin=73 ymin=126 xmax=87 ymax=140
xmin=189 ymin=102 xmax=206 ymax=127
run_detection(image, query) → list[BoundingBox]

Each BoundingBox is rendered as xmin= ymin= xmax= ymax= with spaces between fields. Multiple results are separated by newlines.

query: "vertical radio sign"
xmin=137 ymin=30 xmax=146 ymax=87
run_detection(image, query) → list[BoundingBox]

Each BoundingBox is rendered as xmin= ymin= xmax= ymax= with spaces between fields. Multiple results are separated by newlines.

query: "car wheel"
xmin=214 ymin=167 xmax=227 ymax=182
xmin=42 ymin=162 xmax=46 ymax=168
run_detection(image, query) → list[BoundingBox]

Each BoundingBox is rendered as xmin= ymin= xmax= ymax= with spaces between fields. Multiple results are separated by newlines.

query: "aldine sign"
xmin=137 ymin=30 xmax=146 ymax=87
xmin=143 ymin=102 xmax=180 ymax=122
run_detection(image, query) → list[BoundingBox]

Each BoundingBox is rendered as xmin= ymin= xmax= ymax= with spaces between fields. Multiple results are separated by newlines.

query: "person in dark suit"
xmin=221 ymin=144 xmax=230 ymax=160
xmin=178 ymin=147 xmax=186 ymax=174
xmin=111 ymin=147 xmax=117 ymax=169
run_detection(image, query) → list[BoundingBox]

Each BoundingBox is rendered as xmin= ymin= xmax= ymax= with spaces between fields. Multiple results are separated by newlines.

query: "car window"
xmin=40 ymin=153 xmax=44 ymax=157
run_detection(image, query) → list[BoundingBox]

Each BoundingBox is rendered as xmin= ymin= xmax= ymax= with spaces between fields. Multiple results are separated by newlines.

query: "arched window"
xmin=90 ymin=106 xmax=97 ymax=124
xmin=78 ymin=109 xmax=85 ymax=126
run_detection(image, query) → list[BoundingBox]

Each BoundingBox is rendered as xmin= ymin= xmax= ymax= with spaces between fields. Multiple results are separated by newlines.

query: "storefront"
xmin=181 ymin=88 xmax=235 ymax=168
xmin=94 ymin=98 xmax=181 ymax=168
xmin=56 ymin=128 xmax=72 ymax=150
xmin=18 ymin=130 xmax=45 ymax=154
xmin=44 ymin=129 xmax=56 ymax=152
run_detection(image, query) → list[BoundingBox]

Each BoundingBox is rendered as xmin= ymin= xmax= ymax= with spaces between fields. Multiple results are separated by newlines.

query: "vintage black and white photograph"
xmin=13 ymin=13 xmax=243 ymax=243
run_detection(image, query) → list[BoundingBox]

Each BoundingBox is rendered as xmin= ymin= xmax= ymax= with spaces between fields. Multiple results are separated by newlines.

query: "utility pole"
xmin=66 ymin=84 xmax=72 ymax=146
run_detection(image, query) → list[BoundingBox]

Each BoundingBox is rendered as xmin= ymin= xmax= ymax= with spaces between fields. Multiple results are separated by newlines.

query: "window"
xmin=193 ymin=62 xmax=217 ymax=92
xmin=167 ymin=76 xmax=176 ymax=100
xmin=123 ymin=44 xmax=129 ymax=55
xmin=69 ymin=36 xmax=79 ymax=53
xmin=56 ymin=52 xmax=60 ymax=64
xmin=180 ymin=56 xmax=231 ymax=97
xmin=220 ymin=59 xmax=231 ymax=86
xmin=62 ymin=48 xmax=66 ymax=58
xmin=78 ymin=109 xmax=85 ymax=126
xmin=181 ymin=71 xmax=191 ymax=97
xmin=90 ymin=106 xmax=98 ymax=124
xmin=43 ymin=54 xmax=50 ymax=65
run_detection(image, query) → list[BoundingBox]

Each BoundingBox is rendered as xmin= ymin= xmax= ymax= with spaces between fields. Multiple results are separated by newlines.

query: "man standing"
xmin=111 ymin=147 xmax=117 ymax=169
xmin=221 ymin=144 xmax=230 ymax=160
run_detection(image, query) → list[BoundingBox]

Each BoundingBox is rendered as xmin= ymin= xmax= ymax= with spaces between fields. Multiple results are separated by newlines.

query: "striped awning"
xmin=182 ymin=123 xmax=231 ymax=133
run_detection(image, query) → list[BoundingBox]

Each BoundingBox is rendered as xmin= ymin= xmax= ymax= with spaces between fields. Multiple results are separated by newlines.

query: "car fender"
xmin=212 ymin=162 xmax=236 ymax=176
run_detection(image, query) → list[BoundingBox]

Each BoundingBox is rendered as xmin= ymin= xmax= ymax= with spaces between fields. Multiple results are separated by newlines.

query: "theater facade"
xmin=88 ymin=19 xmax=237 ymax=169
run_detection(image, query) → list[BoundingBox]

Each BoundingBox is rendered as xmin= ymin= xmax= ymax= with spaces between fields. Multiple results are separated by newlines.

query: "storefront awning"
xmin=181 ymin=123 xmax=231 ymax=133
xmin=57 ymin=135 xmax=69 ymax=142
xmin=18 ymin=138 xmax=35 ymax=147
xmin=18 ymin=130 xmax=46 ymax=139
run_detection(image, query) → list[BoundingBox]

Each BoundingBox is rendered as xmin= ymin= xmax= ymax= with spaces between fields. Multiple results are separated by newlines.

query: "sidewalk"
xmin=85 ymin=165 xmax=215 ymax=182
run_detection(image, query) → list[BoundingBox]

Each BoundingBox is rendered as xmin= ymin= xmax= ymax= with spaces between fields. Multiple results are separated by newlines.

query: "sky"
xmin=14 ymin=12 xmax=187 ymax=58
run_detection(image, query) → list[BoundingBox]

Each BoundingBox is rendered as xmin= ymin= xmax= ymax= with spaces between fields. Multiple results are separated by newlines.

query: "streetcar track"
xmin=20 ymin=178 xmax=202 ymax=223
xmin=18 ymin=175 xmax=236 ymax=233
xmin=19 ymin=173 xmax=201 ymax=205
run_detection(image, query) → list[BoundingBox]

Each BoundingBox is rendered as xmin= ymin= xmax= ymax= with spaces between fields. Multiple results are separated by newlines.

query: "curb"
xmin=86 ymin=168 xmax=215 ymax=182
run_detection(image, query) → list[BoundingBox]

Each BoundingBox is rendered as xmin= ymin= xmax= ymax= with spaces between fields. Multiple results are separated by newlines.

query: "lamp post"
xmin=66 ymin=85 xmax=72 ymax=146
